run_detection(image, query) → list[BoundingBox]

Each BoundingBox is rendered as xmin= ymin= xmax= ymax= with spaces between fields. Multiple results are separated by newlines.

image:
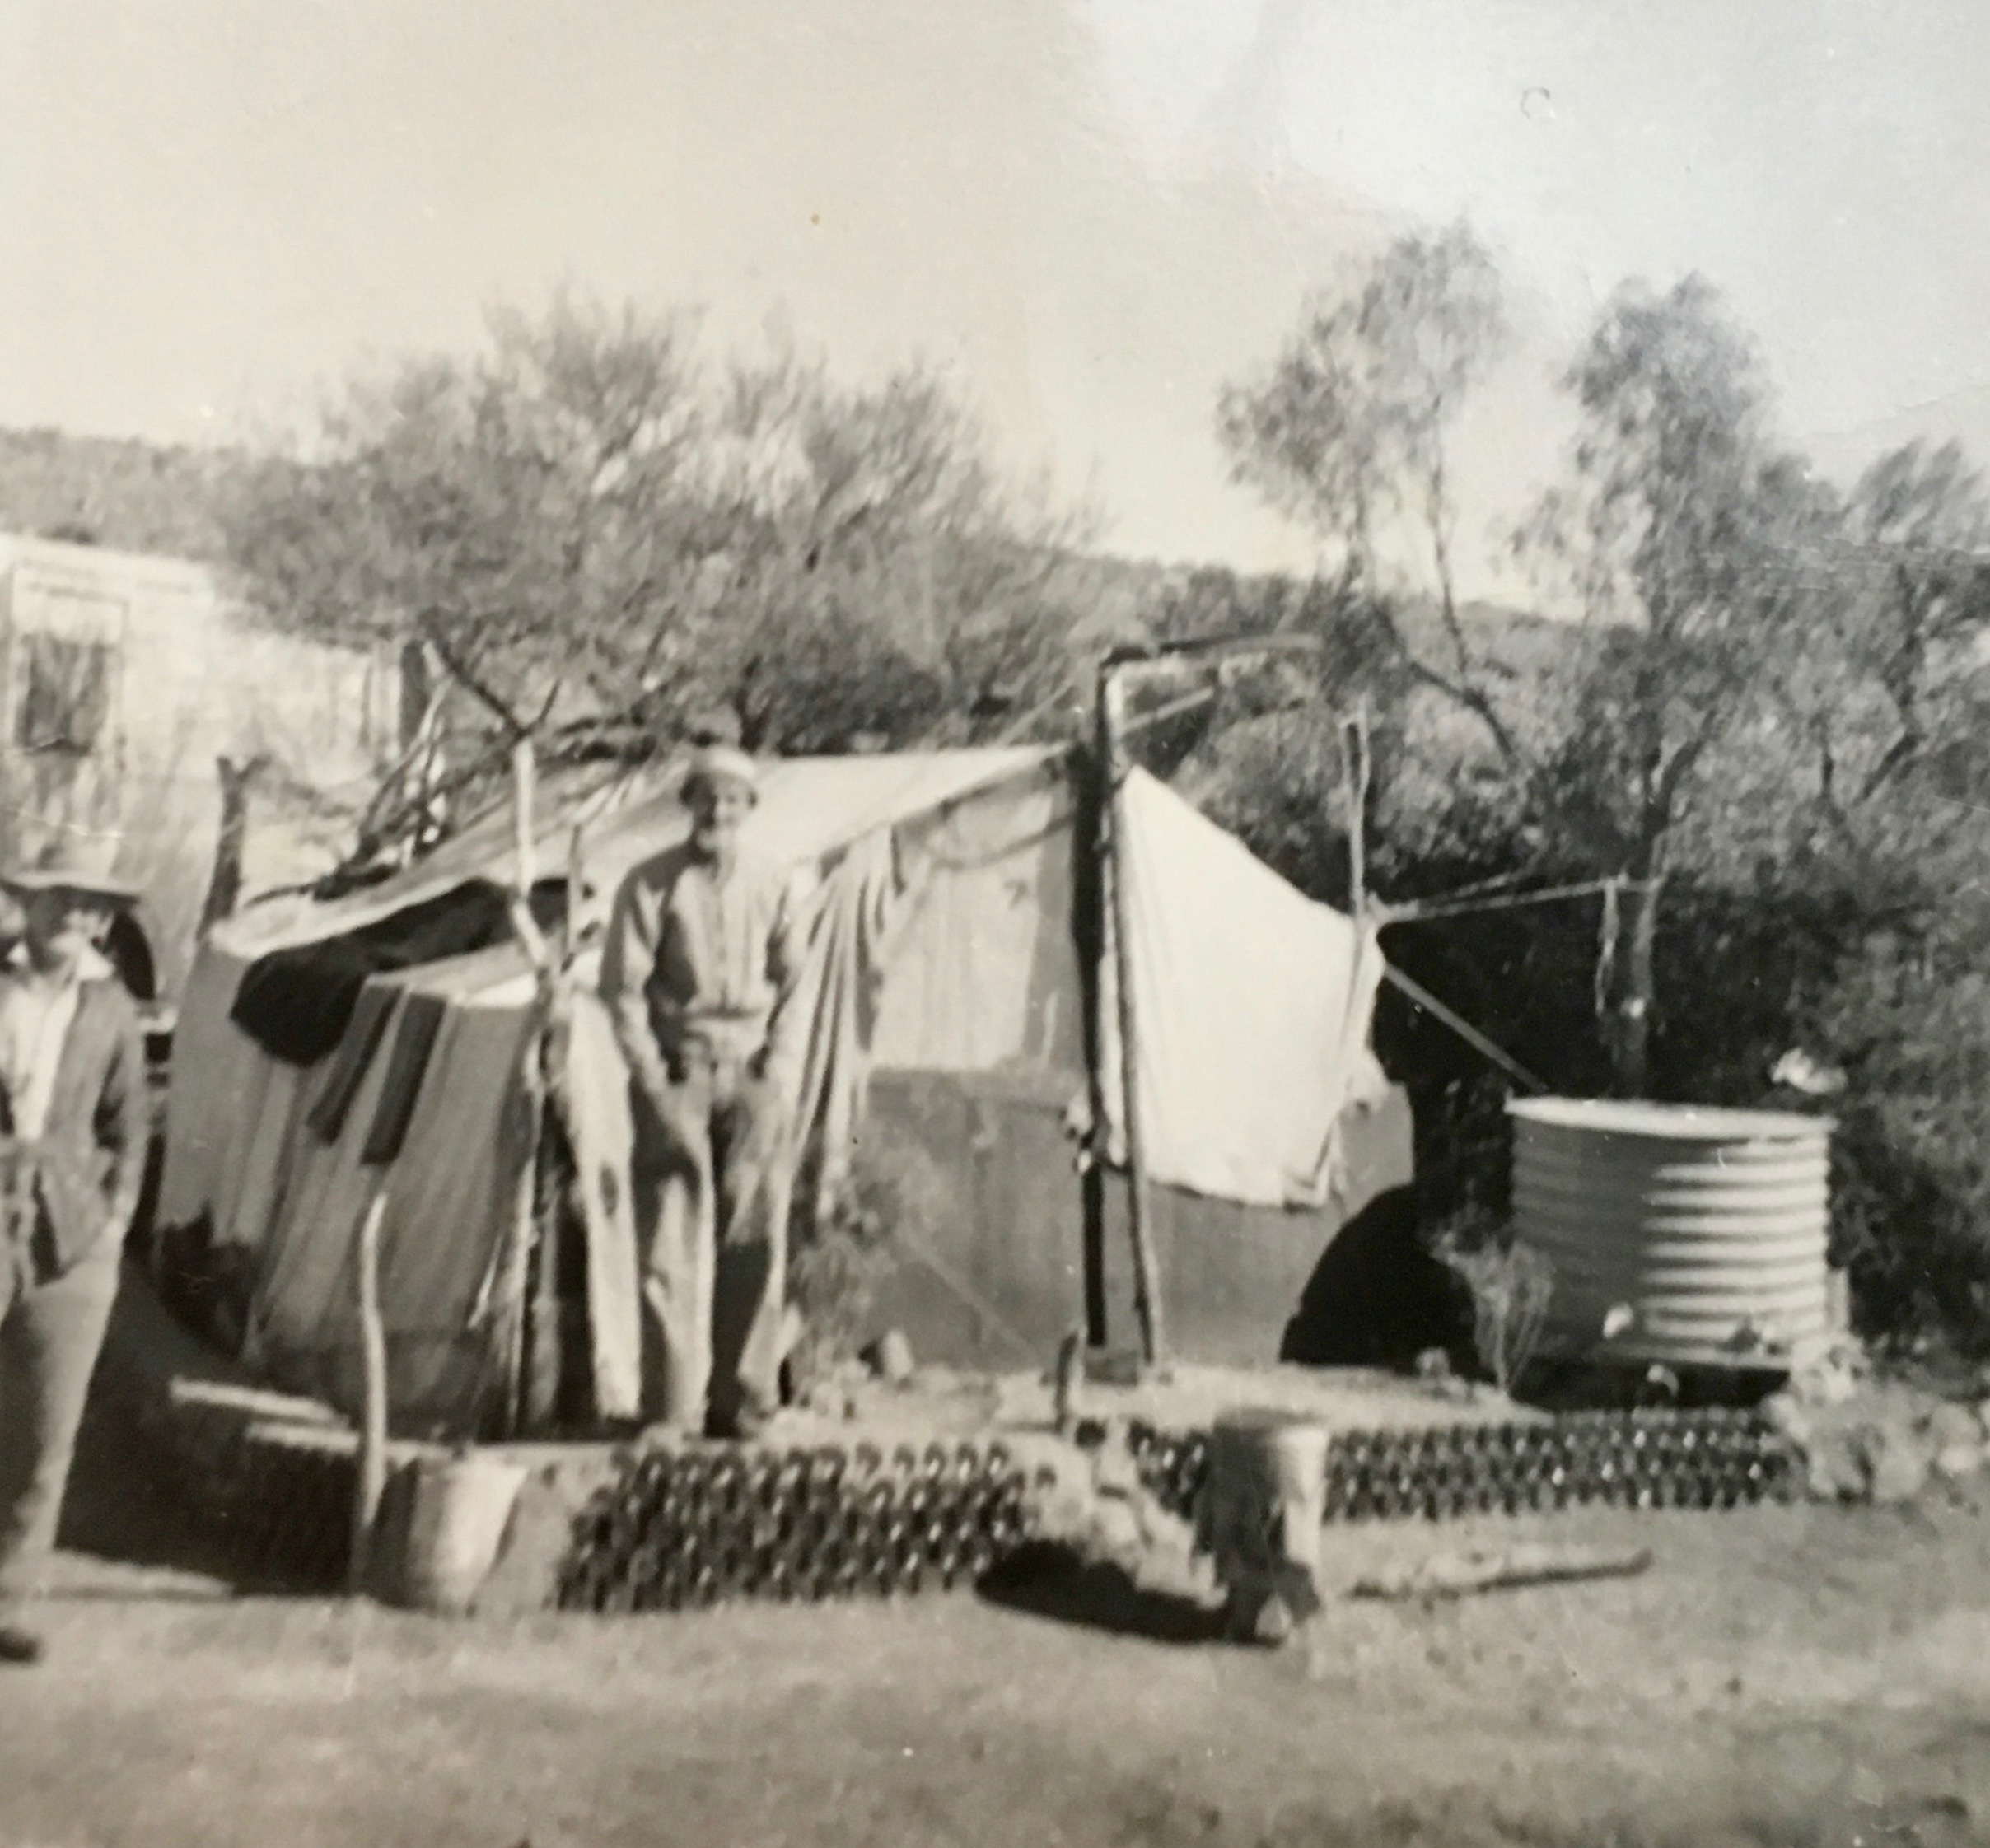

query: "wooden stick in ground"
xmin=1350 ymin=1542 xmax=1653 ymax=1602
xmin=349 ymin=1185 xmax=391 ymax=1596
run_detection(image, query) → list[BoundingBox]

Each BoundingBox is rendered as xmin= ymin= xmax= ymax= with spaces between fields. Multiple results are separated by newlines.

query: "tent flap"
xmin=1097 ymin=768 xmax=1390 ymax=1211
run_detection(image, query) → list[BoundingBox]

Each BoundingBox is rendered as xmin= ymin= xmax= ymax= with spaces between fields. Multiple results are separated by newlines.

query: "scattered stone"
xmin=1933 ymin=1444 xmax=1983 ymax=1483
xmin=1087 ymin=1494 xmax=1144 ymax=1562
xmin=1806 ymin=1426 xmax=1873 ymax=1503
xmin=1086 ymin=1346 xmax=1144 ymax=1388
xmin=1761 ymin=1390 xmax=1812 ymax=1450
xmin=1862 ymin=1423 xmax=1932 ymax=1505
xmin=1091 ymin=1426 xmax=1143 ymax=1500
xmin=1924 ymin=1402 xmax=1983 ymax=1455
xmin=1790 ymin=1337 xmax=1868 ymax=1408
xmin=1131 ymin=1487 xmax=1197 ymax=1561
xmin=861 ymin=1330 xmax=915 ymax=1385
xmin=1243 ymin=1590 xmax=1301 ymax=1646
xmin=1638 ymin=1365 xmax=1682 ymax=1407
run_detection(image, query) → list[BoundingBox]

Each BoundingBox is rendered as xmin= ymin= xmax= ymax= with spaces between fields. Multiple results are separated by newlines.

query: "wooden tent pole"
xmin=1098 ymin=660 xmax=1166 ymax=1371
xmin=1339 ymin=703 xmax=1371 ymax=921
xmin=509 ymin=739 xmax=552 ymax=968
xmin=502 ymin=735 xmax=557 ymax=1436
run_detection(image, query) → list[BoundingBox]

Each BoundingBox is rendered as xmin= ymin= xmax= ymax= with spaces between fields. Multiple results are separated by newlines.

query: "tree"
xmin=225 ymin=297 xmax=712 ymax=749
xmin=1839 ymin=441 xmax=1990 ymax=805
xmin=1519 ymin=277 xmax=1834 ymax=1093
xmin=222 ymin=297 xmax=1090 ymax=866
xmin=692 ymin=352 xmax=1088 ymax=751
xmin=1218 ymin=222 xmax=1519 ymax=766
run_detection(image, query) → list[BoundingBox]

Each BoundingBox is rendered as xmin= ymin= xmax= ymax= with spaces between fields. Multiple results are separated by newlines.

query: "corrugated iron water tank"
xmin=1507 ymin=1098 xmax=1831 ymax=1370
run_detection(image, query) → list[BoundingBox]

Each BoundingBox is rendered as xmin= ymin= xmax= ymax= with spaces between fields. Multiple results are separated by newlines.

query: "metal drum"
xmin=1507 ymin=1098 xmax=1831 ymax=1371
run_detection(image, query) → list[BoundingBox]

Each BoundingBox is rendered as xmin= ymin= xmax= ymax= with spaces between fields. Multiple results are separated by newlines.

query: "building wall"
xmin=0 ymin=534 xmax=393 ymax=996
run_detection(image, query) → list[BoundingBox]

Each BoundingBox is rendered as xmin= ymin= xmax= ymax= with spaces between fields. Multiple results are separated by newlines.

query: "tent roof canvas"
xmin=212 ymin=746 xmax=1063 ymax=962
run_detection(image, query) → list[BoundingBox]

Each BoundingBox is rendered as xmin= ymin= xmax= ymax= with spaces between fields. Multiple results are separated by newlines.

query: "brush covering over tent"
xmin=156 ymin=747 xmax=1408 ymax=1434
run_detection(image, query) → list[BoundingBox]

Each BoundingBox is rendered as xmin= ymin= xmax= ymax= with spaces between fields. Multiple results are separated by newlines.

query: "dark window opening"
xmin=16 ymin=633 xmax=114 ymax=754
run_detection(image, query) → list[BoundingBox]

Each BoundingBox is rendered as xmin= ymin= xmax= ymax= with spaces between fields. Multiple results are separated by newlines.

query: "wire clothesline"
xmin=1376 ymin=875 xmax=1658 ymax=927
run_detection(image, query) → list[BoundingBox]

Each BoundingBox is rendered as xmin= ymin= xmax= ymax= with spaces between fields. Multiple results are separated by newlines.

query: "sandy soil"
xmin=5 ymin=1272 xmax=1986 ymax=1847
xmin=6 ymin=1361 xmax=1990 ymax=1848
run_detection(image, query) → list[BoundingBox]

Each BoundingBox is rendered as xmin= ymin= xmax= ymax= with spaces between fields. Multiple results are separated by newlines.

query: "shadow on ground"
xmin=975 ymin=1542 xmax=1226 ymax=1645
xmin=49 ymin=1266 xmax=250 ymax=1589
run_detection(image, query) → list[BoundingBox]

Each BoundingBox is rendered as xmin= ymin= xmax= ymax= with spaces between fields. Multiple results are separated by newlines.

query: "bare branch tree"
xmin=1219 ymin=222 xmax=1521 ymax=765
xmin=221 ymin=297 xmax=1095 ymax=877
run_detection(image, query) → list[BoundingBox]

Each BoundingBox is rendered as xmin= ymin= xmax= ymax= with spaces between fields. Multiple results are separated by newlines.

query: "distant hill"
xmin=0 ymin=427 xmax=236 ymax=560
xmin=1060 ymin=548 xmax=1571 ymax=678
xmin=0 ymin=427 xmax=1577 ymax=712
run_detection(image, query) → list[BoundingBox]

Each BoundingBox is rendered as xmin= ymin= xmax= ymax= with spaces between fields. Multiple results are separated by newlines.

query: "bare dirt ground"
xmin=3 ymin=1272 xmax=1987 ymax=1848
xmin=6 ymin=1359 xmax=1990 ymax=1848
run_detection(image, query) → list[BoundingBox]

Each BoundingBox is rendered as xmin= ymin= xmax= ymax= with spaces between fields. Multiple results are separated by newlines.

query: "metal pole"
xmin=1097 ymin=660 xmax=1166 ymax=1370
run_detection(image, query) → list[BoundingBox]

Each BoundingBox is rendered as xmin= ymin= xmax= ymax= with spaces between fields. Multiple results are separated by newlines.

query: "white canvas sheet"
xmin=1097 ymin=768 xmax=1390 ymax=1210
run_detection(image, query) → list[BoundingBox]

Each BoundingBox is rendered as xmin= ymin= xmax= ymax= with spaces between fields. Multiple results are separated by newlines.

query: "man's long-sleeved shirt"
xmin=0 ymin=941 xmax=147 ymax=1276
xmin=0 ymin=945 xmax=100 ymax=1142
xmin=598 ymin=842 xmax=811 ymax=1099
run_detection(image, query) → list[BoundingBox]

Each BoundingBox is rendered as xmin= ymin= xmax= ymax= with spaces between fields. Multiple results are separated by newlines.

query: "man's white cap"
xmin=683 ymin=743 xmax=759 ymax=802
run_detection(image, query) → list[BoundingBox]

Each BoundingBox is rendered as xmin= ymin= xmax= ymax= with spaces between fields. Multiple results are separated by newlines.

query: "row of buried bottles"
xmin=557 ymin=1440 xmax=1046 ymax=1613
xmin=222 ymin=1438 xmax=353 ymax=1587
xmin=1126 ymin=1407 xmax=1801 ymax=1525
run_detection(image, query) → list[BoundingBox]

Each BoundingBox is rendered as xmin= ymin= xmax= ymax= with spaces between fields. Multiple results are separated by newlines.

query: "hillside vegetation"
xmin=0 ymin=426 xmax=236 ymax=560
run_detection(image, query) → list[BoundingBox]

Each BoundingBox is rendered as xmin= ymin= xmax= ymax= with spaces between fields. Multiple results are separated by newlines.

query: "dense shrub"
xmin=1810 ymin=925 xmax=1990 ymax=1355
xmin=785 ymin=1141 xmax=949 ymax=1389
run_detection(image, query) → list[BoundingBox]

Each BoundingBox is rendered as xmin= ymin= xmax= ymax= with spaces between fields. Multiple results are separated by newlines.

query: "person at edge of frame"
xmin=0 ymin=843 xmax=150 ymax=1668
xmin=598 ymin=727 xmax=811 ymax=1443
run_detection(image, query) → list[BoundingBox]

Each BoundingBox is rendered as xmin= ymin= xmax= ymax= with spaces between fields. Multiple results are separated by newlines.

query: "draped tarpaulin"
xmin=1093 ymin=767 xmax=1390 ymax=1211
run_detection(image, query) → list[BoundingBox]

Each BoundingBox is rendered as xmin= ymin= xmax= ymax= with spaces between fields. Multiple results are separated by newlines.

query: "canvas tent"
xmin=156 ymin=746 xmax=1413 ymax=1435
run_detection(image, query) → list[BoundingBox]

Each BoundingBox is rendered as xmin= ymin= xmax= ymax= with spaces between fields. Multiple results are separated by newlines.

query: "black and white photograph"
xmin=1 ymin=4 xmax=1987 ymax=1843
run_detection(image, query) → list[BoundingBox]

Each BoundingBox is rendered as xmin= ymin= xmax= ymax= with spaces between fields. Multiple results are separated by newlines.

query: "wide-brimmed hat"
xmin=681 ymin=743 xmax=759 ymax=804
xmin=1 ymin=838 xmax=140 ymax=905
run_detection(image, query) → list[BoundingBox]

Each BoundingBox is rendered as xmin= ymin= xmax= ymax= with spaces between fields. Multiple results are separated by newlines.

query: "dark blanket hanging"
xmin=229 ymin=885 xmax=510 ymax=1067
xmin=305 ymin=986 xmax=398 ymax=1142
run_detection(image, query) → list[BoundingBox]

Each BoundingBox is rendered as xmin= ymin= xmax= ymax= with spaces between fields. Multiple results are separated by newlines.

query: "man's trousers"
xmin=0 ymin=1233 xmax=120 ymax=1603
xmin=632 ymin=1052 xmax=792 ymax=1434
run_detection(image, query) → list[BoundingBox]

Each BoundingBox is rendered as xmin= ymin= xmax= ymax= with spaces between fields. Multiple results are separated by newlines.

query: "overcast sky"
xmin=3 ymin=0 xmax=1987 ymax=595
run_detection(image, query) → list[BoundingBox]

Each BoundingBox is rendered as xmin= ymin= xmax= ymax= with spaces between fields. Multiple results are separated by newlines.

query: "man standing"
xmin=600 ymin=744 xmax=810 ymax=1440
xmin=0 ymin=849 xmax=149 ymax=1667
